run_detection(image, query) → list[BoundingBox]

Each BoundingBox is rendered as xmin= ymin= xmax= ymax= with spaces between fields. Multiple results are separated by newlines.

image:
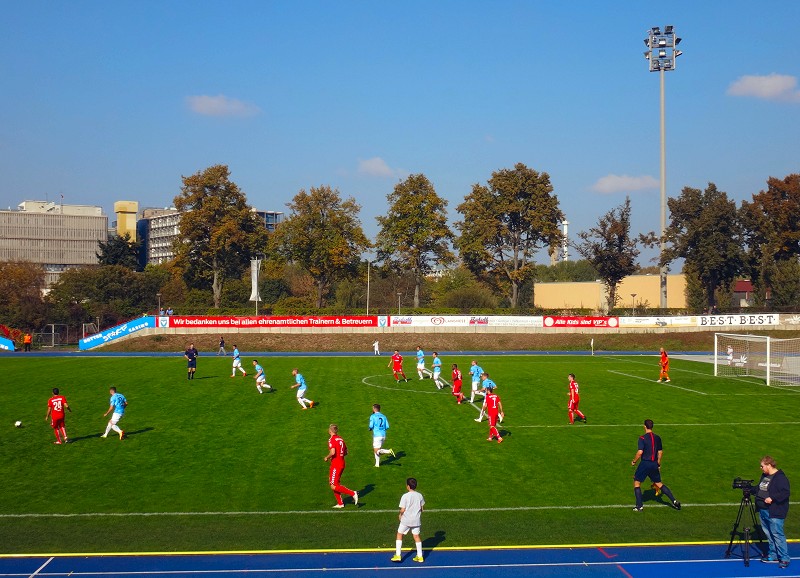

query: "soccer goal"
xmin=714 ymin=333 xmax=800 ymax=386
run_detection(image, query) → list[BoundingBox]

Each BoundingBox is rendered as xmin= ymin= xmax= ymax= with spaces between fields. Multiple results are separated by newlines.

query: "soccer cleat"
xmin=665 ymin=379 xmax=671 ymax=382
xmin=64 ymin=438 xmax=70 ymax=444
xmin=100 ymin=434 xmax=108 ymax=438
xmin=475 ymin=418 xmax=482 ymax=422
xmin=655 ymin=379 xmax=661 ymax=382
xmin=413 ymin=556 xmax=424 ymax=563
xmin=53 ymin=441 xmax=62 ymax=444
xmin=332 ymin=504 xmax=344 ymax=509
xmin=633 ymin=506 xmax=643 ymax=512
xmin=761 ymin=556 xmax=779 ymax=563
xmin=243 ymin=372 xmax=247 ymax=377
xmin=389 ymin=449 xmax=396 ymax=458
xmin=673 ymin=500 xmax=681 ymax=510
xmin=353 ymin=491 xmax=359 ymax=505
xmin=119 ymin=430 xmax=125 ymax=440
xmin=404 ymin=379 xmax=409 ymax=382
xmin=651 ymin=483 xmax=661 ymax=496
xmin=497 ymin=437 xmax=504 ymax=443
xmin=230 ymin=375 xmax=235 ymax=378
xmin=391 ymin=555 xmax=402 ymax=563
xmin=309 ymin=401 xmax=315 ymax=408
xmin=487 ymin=437 xmax=494 ymax=441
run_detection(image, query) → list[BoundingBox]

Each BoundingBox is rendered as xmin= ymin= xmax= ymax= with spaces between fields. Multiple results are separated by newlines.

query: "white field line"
xmin=28 ymin=557 xmax=52 ymax=578
xmin=607 ymin=370 xmax=710 ymax=395
xmin=513 ymin=421 xmax=800 ymax=428
xmin=607 ymin=356 xmax=800 ymax=394
xmin=5 ymin=502 xmax=800 ymax=519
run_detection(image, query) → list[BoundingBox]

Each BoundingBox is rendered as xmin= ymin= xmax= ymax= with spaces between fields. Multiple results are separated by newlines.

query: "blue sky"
xmin=3 ymin=1 xmax=799 ymax=266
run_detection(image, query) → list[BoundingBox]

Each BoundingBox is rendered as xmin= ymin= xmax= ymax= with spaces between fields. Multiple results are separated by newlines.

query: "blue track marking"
xmin=0 ymin=544 xmax=796 ymax=578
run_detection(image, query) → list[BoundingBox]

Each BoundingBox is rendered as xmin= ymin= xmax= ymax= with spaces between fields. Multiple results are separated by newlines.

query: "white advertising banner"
xmin=389 ymin=315 xmax=544 ymax=328
xmin=696 ymin=314 xmax=780 ymax=327
xmin=619 ymin=316 xmax=695 ymax=328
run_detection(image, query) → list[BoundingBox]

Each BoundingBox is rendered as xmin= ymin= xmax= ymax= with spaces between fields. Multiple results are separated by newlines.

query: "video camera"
xmin=732 ymin=477 xmax=754 ymax=494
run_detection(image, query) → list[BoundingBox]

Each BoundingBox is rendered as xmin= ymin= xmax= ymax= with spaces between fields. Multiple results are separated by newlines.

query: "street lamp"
xmin=397 ymin=292 xmax=402 ymax=316
xmin=156 ymin=293 xmax=162 ymax=315
xmin=631 ymin=293 xmax=637 ymax=315
xmin=253 ymin=255 xmax=264 ymax=316
xmin=366 ymin=261 xmax=371 ymax=316
xmin=643 ymin=25 xmax=682 ymax=310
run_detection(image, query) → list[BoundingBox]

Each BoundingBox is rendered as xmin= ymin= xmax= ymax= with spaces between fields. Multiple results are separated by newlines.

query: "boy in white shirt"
xmin=391 ymin=478 xmax=425 ymax=563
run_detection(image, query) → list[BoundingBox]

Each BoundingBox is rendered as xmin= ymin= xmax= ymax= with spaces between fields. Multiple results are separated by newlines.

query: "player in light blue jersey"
xmin=416 ymin=346 xmax=431 ymax=380
xmin=291 ymin=368 xmax=315 ymax=409
xmin=231 ymin=345 xmax=247 ymax=377
xmin=469 ymin=360 xmax=485 ymax=403
xmin=252 ymin=359 xmax=272 ymax=393
xmin=369 ymin=404 xmax=395 ymax=467
xmin=432 ymin=352 xmax=444 ymax=390
xmin=101 ymin=386 xmax=127 ymax=440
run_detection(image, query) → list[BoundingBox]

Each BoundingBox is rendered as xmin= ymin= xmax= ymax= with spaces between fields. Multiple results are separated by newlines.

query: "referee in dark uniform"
xmin=184 ymin=343 xmax=199 ymax=380
xmin=631 ymin=419 xmax=681 ymax=511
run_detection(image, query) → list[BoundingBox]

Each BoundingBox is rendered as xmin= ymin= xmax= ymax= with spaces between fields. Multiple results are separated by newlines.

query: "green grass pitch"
xmin=0 ymin=352 xmax=798 ymax=554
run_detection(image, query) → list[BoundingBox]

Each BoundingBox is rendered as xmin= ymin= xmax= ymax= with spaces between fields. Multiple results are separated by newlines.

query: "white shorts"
xmin=109 ymin=412 xmax=123 ymax=425
xmin=472 ymin=381 xmax=480 ymax=392
xmin=417 ymin=362 xmax=425 ymax=370
xmin=372 ymin=436 xmax=385 ymax=449
xmin=233 ymin=359 xmax=242 ymax=368
xmin=296 ymin=387 xmax=307 ymax=398
xmin=397 ymin=524 xmax=421 ymax=536
xmin=256 ymin=375 xmax=266 ymax=384
xmin=433 ymin=368 xmax=441 ymax=377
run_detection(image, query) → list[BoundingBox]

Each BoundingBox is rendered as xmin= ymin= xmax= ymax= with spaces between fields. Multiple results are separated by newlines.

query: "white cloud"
xmin=590 ymin=174 xmax=659 ymax=194
xmin=357 ymin=157 xmax=398 ymax=178
xmin=186 ymin=94 xmax=261 ymax=117
xmin=727 ymin=74 xmax=800 ymax=103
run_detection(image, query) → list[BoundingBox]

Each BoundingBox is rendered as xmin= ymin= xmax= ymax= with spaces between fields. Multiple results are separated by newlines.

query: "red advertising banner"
xmin=543 ymin=316 xmax=619 ymax=328
xmin=159 ymin=316 xmax=381 ymax=328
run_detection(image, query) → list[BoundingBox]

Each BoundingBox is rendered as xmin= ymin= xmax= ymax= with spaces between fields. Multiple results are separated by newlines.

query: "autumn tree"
xmin=0 ymin=261 xmax=47 ymax=329
xmin=173 ymin=165 xmax=269 ymax=308
xmin=271 ymin=185 xmax=370 ymax=308
xmin=575 ymin=197 xmax=641 ymax=309
xmin=375 ymin=174 xmax=454 ymax=308
xmin=455 ymin=163 xmax=563 ymax=308
xmin=662 ymin=183 xmax=744 ymax=309
xmin=97 ymin=232 xmax=140 ymax=270
xmin=740 ymin=174 xmax=800 ymax=307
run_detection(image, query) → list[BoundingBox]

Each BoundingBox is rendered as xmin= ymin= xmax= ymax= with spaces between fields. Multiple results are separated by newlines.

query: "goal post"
xmin=715 ymin=333 xmax=800 ymax=386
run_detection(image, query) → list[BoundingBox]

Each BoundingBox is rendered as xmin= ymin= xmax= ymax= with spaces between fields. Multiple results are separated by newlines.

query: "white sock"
xmin=257 ymin=386 xmax=262 ymax=393
xmin=298 ymin=399 xmax=307 ymax=408
xmin=375 ymin=453 xmax=380 ymax=466
xmin=111 ymin=424 xmax=122 ymax=434
xmin=396 ymin=540 xmax=402 ymax=556
xmin=103 ymin=424 xmax=112 ymax=436
xmin=416 ymin=541 xmax=423 ymax=557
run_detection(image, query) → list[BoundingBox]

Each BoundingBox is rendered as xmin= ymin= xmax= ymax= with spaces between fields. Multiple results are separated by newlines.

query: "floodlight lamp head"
xmin=644 ymin=38 xmax=650 ymax=47
xmin=644 ymin=51 xmax=651 ymax=59
xmin=651 ymin=26 xmax=661 ymax=34
xmin=674 ymin=50 xmax=683 ymax=58
xmin=657 ymin=37 xmax=667 ymax=47
xmin=659 ymin=49 xmax=667 ymax=58
xmin=664 ymin=25 xmax=674 ymax=34
xmin=675 ymin=37 xmax=682 ymax=45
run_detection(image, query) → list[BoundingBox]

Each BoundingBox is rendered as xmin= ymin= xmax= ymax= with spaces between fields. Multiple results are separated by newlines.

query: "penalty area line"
xmin=607 ymin=370 xmax=710 ymax=395
xmin=514 ymin=421 xmax=800 ymax=429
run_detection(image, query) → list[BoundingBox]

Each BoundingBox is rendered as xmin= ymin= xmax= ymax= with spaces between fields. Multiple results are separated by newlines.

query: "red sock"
xmin=489 ymin=426 xmax=499 ymax=438
xmin=53 ymin=431 xmax=61 ymax=442
xmin=333 ymin=491 xmax=343 ymax=505
xmin=569 ymin=411 xmax=574 ymax=424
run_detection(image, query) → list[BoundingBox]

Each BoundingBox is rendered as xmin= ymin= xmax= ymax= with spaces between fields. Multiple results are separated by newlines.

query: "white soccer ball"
xmin=14 ymin=421 xmax=22 ymax=428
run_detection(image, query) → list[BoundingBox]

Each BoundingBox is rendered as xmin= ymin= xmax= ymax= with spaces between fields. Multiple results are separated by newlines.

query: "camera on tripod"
xmin=732 ymin=477 xmax=754 ymax=494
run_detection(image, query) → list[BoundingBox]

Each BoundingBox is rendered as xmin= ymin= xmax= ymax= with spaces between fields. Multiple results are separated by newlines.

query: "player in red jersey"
xmin=324 ymin=424 xmax=359 ymax=508
xmin=45 ymin=387 xmax=72 ymax=444
xmin=388 ymin=350 xmax=409 ymax=382
xmin=451 ymin=364 xmax=464 ymax=404
xmin=657 ymin=347 xmax=670 ymax=382
xmin=568 ymin=373 xmax=587 ymax=424
xmin=485 ymin=390 xmax=505 ymax=443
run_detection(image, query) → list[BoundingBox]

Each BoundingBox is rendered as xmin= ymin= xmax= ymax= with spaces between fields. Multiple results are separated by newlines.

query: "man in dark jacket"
xmin=756 ymin=455 xmax=791 ymax=568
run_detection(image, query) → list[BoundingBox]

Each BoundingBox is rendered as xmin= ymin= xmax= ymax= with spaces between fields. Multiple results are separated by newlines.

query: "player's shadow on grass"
xmin=383 ymin=451 xmax=406 ymax=466
xmin=68 ymin=427 xmax=154 ymax=443
xmin=423 ymin=530 xmax=446 ymax=553
xmin=123 ymin=427 xmax=154 ymax=438
xmin=643 ymin=489 xmax=677 ymax=509
xmin=355 ymin=484 xmax=376 ymax=507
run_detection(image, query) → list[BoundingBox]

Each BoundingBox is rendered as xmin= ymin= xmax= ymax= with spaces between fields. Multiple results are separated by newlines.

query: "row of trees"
xmin=6 ymin=165 xmax=800 ymax=332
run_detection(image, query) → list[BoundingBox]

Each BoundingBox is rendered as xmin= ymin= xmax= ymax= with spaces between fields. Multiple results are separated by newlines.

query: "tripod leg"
xmin=744 ymin=527 xmax=750 ymax=566
xmin=725 ymin=498 xmax=748 ymax=558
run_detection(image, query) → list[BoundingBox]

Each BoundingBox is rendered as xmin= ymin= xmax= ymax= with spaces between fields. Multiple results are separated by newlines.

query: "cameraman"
xmin=756 ymin=455 xmax=790 ymax=568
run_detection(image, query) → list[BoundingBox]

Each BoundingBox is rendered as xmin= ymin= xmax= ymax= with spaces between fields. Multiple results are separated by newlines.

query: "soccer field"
xmin=1 ymin=352 xmax=798 ymax=554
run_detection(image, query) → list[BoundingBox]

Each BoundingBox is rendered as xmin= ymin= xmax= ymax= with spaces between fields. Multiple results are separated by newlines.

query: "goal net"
xmin=714 ymin=333 xmax=800 ymax=386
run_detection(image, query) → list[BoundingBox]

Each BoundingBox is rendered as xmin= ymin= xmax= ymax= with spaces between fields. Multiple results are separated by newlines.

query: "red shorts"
xmin=488 ymin=413 xmax=499 ymax=427
xmin=329 ymin=458 xmax=345 ymax=486
xmin=392 ymin=365 xmax=402 ymax=372
xmin=568 ymin=398 xmax=579 ymax=410
xmin=453 ymin=380 xmax=463 ymax=394
xmin=51 ymin=417 xmax=65 ymax=429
